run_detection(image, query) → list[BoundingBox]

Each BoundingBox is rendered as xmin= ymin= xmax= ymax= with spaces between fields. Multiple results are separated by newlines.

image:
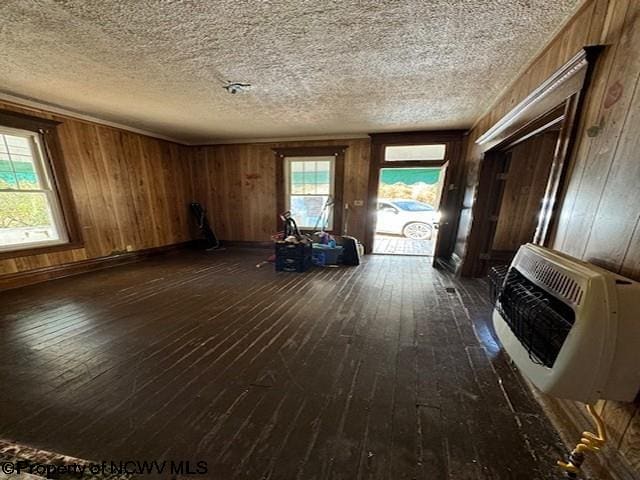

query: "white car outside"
xmin=375 ymin=198 xmax=440 ymax=240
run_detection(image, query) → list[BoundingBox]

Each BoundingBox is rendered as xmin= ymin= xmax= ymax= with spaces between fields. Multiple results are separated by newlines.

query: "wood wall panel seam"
xmin=559 ymin=0 xmax=635 ymax=260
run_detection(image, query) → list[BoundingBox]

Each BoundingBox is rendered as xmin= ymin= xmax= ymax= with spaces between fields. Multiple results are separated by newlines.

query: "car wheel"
xmin=402 ymin=222 xmax=432 ymax=240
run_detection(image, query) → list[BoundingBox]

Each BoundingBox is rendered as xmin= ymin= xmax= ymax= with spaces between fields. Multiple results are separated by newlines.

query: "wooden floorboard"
xmin=0 ymin=249 xmax=566 ymax=479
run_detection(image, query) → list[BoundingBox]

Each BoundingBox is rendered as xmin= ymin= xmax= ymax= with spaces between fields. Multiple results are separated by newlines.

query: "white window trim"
xmin=0 ymin=125 xmax=69 ymax=253
xmin=284 ymin=155 xmax=336 ymax=230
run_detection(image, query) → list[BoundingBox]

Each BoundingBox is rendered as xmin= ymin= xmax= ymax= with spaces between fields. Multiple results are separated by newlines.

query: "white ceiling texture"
xmin=0 ymin=0 xmax=582 ymax=144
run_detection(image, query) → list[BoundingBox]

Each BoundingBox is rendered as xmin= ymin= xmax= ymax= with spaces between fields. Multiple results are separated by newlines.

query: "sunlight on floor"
xmin=372 ymin=234 xmax=434 ymax=256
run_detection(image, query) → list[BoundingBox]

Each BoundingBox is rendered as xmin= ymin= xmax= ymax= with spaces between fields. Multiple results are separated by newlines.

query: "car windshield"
xmin=393 ymin=201 xmax=434 ymax=212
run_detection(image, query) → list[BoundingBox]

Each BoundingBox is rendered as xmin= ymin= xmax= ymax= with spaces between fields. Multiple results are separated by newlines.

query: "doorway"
xmin=373 ymin=166 xmax=445 ymax=255
xmin=364 ymin=131 xmax=466 ymax=265
xmin=483 ymin=128 xmax=559 ymax=272
xmin=469 ymin=100 xmax=572 ymax=276
xmin=460 ymin=46 xmax=601 ymax=277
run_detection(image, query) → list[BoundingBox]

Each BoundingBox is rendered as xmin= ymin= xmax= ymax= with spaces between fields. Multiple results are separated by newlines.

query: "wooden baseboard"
xmin=0 ymin=241 xmax=195 ymax=292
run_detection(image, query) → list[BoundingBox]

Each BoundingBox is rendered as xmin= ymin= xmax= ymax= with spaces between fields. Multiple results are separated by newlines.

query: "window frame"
xmin=0 ymin=125 xmax=69 ymax=252
xmin=274 ymin=146 xmax=346 ymax=235
xmin=0 ymin=108 xmax=82 ymax=259
xmin=284 ymin=155 xmax=336 ymax=230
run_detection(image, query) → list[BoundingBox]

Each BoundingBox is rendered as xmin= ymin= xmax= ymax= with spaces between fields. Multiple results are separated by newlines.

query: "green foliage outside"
xmin=378 ymin=182 xmax=441 ymax=207
xmin=0 ymin=179 xmax=50 ymax=229
xmin=378 ymin=167 xmax=443 ymax=206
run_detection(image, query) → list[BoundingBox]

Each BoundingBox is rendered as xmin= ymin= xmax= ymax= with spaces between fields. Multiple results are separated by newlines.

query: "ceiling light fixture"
xmin=223 ymin=82 xmax=252 ymax=94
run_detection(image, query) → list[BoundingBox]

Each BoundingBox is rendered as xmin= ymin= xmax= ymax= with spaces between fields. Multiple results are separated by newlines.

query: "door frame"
xmin=475 ymin=107 xmax=569 ymax=275
xmin=460 ymin=46 xmax=602 ymax=276
xmin=365 ymin=131 xmax=465 ymax=259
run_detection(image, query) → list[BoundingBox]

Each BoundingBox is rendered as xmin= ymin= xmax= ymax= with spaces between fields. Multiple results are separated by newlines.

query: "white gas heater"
xmin=491 ymin=243 xmax=640 ymax=404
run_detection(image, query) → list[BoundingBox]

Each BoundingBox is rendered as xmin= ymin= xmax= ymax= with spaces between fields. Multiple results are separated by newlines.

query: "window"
xmin=385 ymin=144 xmax=446 ymax=162
xmin=378 ymin=202 xmax=398 ymax=214
xmin=393 ymin=200 xmax=434 ymax=212
xmin=284 ymin=156 xmax=335 ymax=230
xmin=0 ymin=126 xmax=68 ymax=252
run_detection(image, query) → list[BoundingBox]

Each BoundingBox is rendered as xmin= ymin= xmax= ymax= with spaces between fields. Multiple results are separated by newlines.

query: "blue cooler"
xmin=312 ymin=244 xmax=343 ymax=265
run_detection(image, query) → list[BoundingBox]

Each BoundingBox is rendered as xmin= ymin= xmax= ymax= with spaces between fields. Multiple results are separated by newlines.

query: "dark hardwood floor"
xmin=0 ymin=249 xmax=566 ymax=479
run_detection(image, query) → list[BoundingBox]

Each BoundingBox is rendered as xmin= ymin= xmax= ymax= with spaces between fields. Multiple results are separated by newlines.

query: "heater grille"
xmin=490 ymin=266 xmax=575 ymax=367
xmin=516 ymin=250 xmax=584 ymax=305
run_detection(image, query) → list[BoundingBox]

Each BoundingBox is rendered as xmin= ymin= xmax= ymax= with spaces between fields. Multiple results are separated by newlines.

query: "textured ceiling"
xmin=0 ymin=0 xmax=582 ymax=144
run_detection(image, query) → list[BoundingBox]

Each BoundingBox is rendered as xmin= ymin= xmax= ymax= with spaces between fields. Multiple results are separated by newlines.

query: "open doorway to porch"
xmin=365 ymin=132 xmax=466 ymax=264
xmin=373 ymin=165 xmax=445 ymax=255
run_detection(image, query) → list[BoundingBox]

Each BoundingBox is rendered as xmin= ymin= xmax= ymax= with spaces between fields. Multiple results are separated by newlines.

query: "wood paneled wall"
xmin=492 ymin=130 xmax=558 ymax=252
xmin=0 ymin=104 xmax=370 ymax=276
xmin=0 ymin=101 xmax=193 ymax=277
xmin=187 ymin=139 xmax=371 ymax=243
xmin=2 ymin=0 xmax=638 ymax=472
xmin=455 ymin=0 xmax=640 ymax=475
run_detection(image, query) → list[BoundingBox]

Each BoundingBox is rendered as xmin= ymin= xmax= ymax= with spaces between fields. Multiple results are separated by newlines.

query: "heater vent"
xmin=493 ymin=267 xmax=575 ymax=368
xmin=491 ymin=243 xmax=640 ymax=403
xmin=517 ymin=249 xmax=584 ymax=305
